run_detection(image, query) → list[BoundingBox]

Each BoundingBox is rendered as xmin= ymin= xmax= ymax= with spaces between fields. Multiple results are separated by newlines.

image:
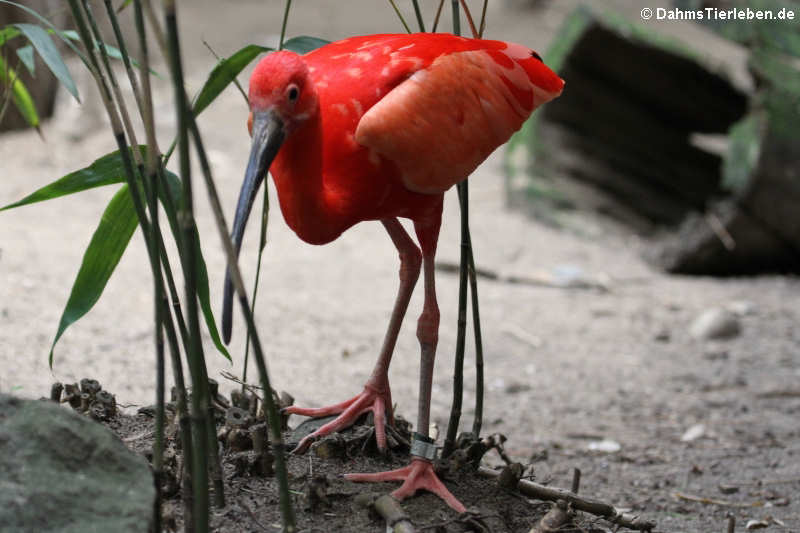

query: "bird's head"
xmin=222 ymin=50 xmax=318 ymax=343
xmin=246 ymin=50 xmax=318 ymax=137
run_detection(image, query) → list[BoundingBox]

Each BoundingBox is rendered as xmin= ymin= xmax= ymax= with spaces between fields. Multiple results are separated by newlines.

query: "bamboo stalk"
xmin=100 ymin=0 xmax=229 ymax=513
xmin=242 ymin=189 xmax=268 ymax=390
xmin=443 ymin=179 xmax=469 ymax=457
xmin=102 ymin=0 xmax=144 ymax=116
xmin=161 ymin=292 xmax=196 ymax=533
xmin=458 ymin=0 xmax=479 ymax=38
xmin=79 ymin=0 xmax=143 ymax=166
xmin=450 ymin=0 xmax=460 ymax=36
xmin=442 ymin=0 xmax=465 ymax=459
xmin=432 ymin=0 xmax=445 ymax=33
xmin=443 ymin=0 xmax=486 ymax=454
xmin=463 ymin=204 xmax=484 ymax=438
xmin=478 ymin=0 xmax=488 ymax=37
xmin=126 ymin=2 xmax=165 ymax=530
xmin=388 ymin=0 xmax=412 ymax=33
xmin=279 ymin=0 xmax=293 ymax=50
xmin=163 ymin=2 xmax=211 ymax=531
xmin=411 ymin=0 xmax=426 ymax=32
xmin=65 ymin=0 xmax=198 ymax=528
xmin=184 ymin=99 xmax=297 ymax=532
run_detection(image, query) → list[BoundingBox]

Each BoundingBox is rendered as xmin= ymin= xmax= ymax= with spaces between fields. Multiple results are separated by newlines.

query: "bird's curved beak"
xmin=222 ymin=109 xmax=285 ymax=344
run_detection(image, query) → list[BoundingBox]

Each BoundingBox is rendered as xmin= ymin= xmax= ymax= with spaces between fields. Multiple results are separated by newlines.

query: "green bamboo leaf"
xmin=15 ymin=44 xmax=35 ymax=75
xmin=193 ymin=44 xmax=272 ymax=116
xmin=0 ymin=148 xmax=142 ymax=211
xmin=283 ymin=35 xmax=330 ymax=55
xmin=0 ymin=55 xmax=39 ymax=128
xmin=49 ymin=184 xmax=138 ymax=366
xmin=0 ymin=25 xmax=21 ymax=46
xmin=0 ymin=1 xmax=88 ymax=67
xmin=1 ymin=144 xmax=230 ymax=362
xmin=159 ymin=172 xmax=231 ymax=360
xmin=60 ymin=29 xmax=159 ymax=77
xmin=13 ymin=23 xmax=79 ymax=100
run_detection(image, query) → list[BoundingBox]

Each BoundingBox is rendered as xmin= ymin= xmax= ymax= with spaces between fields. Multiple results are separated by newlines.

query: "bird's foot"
xmin=285 ymin=384 xmax=393 ymax=454
xmin=345 ymin=458 xmax=466 ymax=513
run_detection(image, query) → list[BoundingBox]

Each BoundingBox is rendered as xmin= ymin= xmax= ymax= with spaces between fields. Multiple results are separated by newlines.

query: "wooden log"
xmin=508 ymin=6 xmax=800 ymax=274
xmin=508 ymin=6 xmax=746 ymax=234
xmin=649 ymin=45 xmax=800 ymax=274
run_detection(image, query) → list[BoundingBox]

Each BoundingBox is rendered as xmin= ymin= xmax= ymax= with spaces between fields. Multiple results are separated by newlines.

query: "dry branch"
xmin=673 ymin=491 xmax=765 ymax=508
xmin=372 ymin=495 xmax=417 ymax=533
xmin=478 ymin=467 xmax=655 ymax=531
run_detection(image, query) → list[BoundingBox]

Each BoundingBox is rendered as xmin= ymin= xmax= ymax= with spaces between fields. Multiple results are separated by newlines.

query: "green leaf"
xmin=283 ymin=35 xmax=330 ymax=55
xmin=0 ymin=148 xmax=140 ymax=211
xmin=49 ymin=184 xmax=139 ymax=366
xmin=0 ymin=55 xmax=39 ymax=128
xmin=0 ymin=146 xmax=230 ymax=361
xmin=159 ymin=172 xmax=231 ymax=361
xmin=0 ymin=25 xmax=21 ymax=47
xmin=60 ymin=29 xmax=159 ymax=78
xmin=116 ymin=0 xmax=132 ymax=13
xmin=15 ymin=45 xmax=35 ymax=75
xmin=0 ymin=1 xmax=88 ymax=67
xmin=193 ymin=44 xmax=272 ymax=116
xmin=13 ymin=23 xmax=79 ymax=100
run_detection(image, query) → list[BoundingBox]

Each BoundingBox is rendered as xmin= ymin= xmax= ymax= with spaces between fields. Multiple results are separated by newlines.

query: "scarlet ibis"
xmin=222 ymin=33 xmax=563 ymax=512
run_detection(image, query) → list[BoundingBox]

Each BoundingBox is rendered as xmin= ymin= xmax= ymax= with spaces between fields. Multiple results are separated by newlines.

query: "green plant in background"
xmin=0 ymin=0 xmax=329 ymax=530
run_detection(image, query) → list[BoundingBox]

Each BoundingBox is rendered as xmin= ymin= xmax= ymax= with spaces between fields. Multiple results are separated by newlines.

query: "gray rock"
xmin=0 ymin=394 xmax=154 ymax=533
xmin=690 ymin=308 xmax=741 ymax=340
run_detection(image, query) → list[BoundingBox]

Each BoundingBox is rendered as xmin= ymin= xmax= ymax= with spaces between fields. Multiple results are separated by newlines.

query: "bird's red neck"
xmin=270 ymin=114 xmax=349 ymax=245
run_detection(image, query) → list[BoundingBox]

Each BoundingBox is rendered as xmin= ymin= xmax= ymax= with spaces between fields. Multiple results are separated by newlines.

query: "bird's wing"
xmin=355 ymin=41 xmax=563 ymax=194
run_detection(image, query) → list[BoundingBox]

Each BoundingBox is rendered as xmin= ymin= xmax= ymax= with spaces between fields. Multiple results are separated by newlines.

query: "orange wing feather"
xmin=355 ymin=41 xmax=563 ymax=194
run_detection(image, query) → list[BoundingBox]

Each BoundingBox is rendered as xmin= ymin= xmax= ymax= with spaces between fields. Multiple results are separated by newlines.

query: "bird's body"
xmin=263 ymin=33 xmax=561 ymax=244
xmin=224 ymin=33 xmax=563 ymax=513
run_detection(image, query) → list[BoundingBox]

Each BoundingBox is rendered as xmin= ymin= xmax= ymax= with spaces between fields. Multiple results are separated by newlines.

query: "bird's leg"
xmin=288 ymin=218 xmax=421 ymax=453
xmin=346 ymin=212 xmax=466 ymax=513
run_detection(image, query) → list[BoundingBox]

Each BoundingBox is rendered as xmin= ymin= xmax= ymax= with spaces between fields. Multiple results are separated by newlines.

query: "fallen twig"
xmin=220 ymin=370 xmax=264 ymax=399
xmin=373 ymin=495 xmax=416 ymax=533
xmin=756 ymin=389 xmax=800 ymax=399
xmin=240 ymin=499 xmax=270 ymax=531
xmin=571 ymin=468 xmax=581 ymax=494
xmin=123 ymin=429 xmax=155 ymax=443
xmin=478 ymin=467 xmax=655 ymax=531
xmin=419 ymin=512 xmax=499 ymax=532
xmin=435 ymin=261 xmax=610 ymax=291
xmin=727 ymin=477 xmax=800 ymax=487
xmin=673 ymin=491 xmax=764 ymax=508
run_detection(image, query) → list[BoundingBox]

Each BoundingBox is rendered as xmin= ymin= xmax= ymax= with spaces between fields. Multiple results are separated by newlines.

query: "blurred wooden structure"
xmin=508 ymin=6 xmax=800 ymax=274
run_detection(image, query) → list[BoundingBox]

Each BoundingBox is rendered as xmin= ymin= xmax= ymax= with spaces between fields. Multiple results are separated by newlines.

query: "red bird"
xmin=222 ymin=33 xmax=563 ymax=512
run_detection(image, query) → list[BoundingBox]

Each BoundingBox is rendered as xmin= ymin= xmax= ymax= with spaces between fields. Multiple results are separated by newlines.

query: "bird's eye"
xmin=287 ymin=85 xmax=299 ymax=102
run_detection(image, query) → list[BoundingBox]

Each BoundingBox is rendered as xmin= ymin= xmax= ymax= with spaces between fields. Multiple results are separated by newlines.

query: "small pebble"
xmin=690 ymin=308 xmax=741 ymax=340
xmin=681 ymin=423 xmax=705 ymax=442
xmin=587 ymin=439 xmax=621 ymax=453
xmin=654 ymin=327 xmax=671 ymax=342
xmin=727 ymin=300 xmax=755 ymax=316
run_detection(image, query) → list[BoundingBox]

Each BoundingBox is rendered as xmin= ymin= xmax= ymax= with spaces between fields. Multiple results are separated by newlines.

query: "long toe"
xmin=347 ymin=458 xmax=466 ymax=513
xmin=344 ymin=465 xmax=410 ymax=483
xmin=287 ymin=386 xmax=393 ymax=454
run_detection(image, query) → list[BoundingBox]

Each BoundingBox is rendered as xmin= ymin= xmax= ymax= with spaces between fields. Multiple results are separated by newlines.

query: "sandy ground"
xmin=1 ymin=1 xmax=799 ymax=531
